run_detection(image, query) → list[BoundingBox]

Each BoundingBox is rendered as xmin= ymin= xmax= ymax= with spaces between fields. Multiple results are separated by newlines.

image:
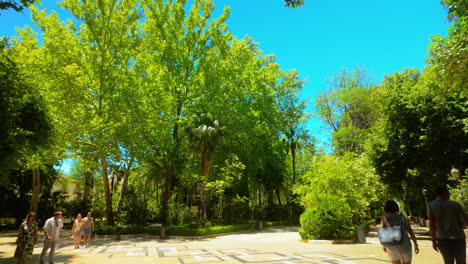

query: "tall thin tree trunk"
xmin=30 ymin=168 xmax=41 ymax=215
xmin=161 ymin=171 xmax=170 ymax=227
xmin=117 ymin=159 xmax=133 ymax=219
xmin=291 ymin=140 xmax=297 ymax=184
xmin=276 ymin=188 xmax=282 ymax=206
xmin=200 ymin=142 xmax=208 ymax=219
xmin=82 ymin=171 xmax=93 ymax=209
xmin=100 ymin=153 xmax=114 ymax=225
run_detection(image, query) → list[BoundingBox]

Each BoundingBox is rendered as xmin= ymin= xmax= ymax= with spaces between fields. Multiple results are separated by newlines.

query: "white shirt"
xmin=43 ymin=217 xmax=63 ymax=240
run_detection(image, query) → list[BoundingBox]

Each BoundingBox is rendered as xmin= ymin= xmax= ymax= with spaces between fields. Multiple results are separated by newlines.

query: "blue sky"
xmin=1 ymin=0 xmax=451 ymax=172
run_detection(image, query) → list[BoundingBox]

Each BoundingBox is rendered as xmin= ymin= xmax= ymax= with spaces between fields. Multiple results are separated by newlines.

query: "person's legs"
xmin=386 ymin=246 xmax=402 ymax=264
xmin=400 ymin=241 xmax=413 ymax=264
xmin=438 ymin=240 xmax=455 ymax=264
xmin=83 ymin=228 xmax=91 ymax=246
xmin=453 ymin=239 xmax=466 ymax=264
xmin=74 ymin=235 xmax=80 ymax=248
xmin=48 ymin=240 xmax=56 ymax=263
xmin=40 ymin=239 xmax=51 ymax=263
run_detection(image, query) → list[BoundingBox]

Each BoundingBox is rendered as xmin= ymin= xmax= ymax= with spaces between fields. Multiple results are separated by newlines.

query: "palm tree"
xmin=186 ymin=113 xmax=224 ymax=219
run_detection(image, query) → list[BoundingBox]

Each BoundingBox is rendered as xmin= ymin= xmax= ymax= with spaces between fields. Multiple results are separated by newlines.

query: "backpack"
xmin=377 ymin=215 xmax=404 ymax=246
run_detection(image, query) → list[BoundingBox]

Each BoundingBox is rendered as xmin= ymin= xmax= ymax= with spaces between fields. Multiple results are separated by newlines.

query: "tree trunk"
xmin=200 ymin=142 xmax=208 ymax=219
xmin=117 ymin=159 xmax=133 ymax=219
xmin=276 ymin=188 xmax=282 ymax=206
xmin=82 ymin=171 xmax=93 ymax=209
xmin=110 ymin=172 xmax=115 ymax=198
xmin=30 ymin=168 xmax=41 ymax=215
xmin=161 ymin=171 xmax=171 ymax=227
xmin=100 ymin=153 xmax=114 ymax=225
xmin=291 ymin=140 xmax=297 ymax=184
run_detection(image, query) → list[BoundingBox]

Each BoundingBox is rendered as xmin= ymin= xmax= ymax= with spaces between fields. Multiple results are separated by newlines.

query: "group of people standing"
xmin=14 ymin=211 xmax=94 ymax=264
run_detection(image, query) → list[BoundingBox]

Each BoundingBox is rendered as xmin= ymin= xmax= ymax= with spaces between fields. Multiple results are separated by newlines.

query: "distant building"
xmin=50 ymin=175 xmax=82 ymax=201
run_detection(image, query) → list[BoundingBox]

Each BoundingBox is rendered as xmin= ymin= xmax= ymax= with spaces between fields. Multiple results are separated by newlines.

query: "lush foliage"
xmin=94 ymin=221 xmax=289 ymax=236
xmin=298 ymin=195 xmax=352 ymax=239
xmin=1 ymin=0 xmax=309 ymax=229
xmin=297 ymin=153 xmax=385 ymax=224
xmin=1 ymin=0 xmax=465 ymax=241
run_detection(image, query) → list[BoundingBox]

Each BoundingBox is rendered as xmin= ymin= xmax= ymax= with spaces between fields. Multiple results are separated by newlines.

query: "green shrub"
xmin=168 ymin=197 xmax=192 ymax=226
xmin=121 ymin=186 xmax=148 ymax=225
xmin=299 ymin=195 xmax=352 ymax=239
xmin=94 ymin=221 xmax=288 ymax=236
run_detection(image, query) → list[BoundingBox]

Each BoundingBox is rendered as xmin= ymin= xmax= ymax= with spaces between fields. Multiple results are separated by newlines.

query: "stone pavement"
xmin=0 ymin=226 xmax=452 ymax=264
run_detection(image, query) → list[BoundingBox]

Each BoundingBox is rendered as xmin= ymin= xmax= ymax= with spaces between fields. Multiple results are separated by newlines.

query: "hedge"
xmin=94 ymin=221 xmax=290 ymax=236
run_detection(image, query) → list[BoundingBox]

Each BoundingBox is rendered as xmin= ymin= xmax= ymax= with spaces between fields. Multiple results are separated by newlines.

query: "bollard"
xmin=355 ymin=226 xmax=366 ymax=243
xmin=160 ymin=226 xmax=166 ymax=239
xmin=116 ymin=226 xmax=122 ymax=240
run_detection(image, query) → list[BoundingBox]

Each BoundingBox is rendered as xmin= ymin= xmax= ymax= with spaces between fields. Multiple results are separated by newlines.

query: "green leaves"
xmin=284 ymin=0 xmax=304 ymax=8
xmin=315 ymin=68 xmax=378 ymax=155
xmin=296 ymin=153 xmax=385 ymax=225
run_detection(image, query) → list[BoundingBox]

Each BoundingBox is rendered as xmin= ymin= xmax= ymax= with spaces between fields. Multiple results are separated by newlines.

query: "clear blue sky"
xmin=1 ymin=0 xmax=451 ymax=170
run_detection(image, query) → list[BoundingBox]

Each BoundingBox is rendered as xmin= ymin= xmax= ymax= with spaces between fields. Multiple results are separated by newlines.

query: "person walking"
xmin=428 ymin=185 xmax=468 ymax=264
xmin=40 ymin=211 xmax=63 ymax=264
xmin=14 ymin=212 xmax=38 ymax=264
xmin=71 ymin=213 xmax=84 ymax=249
xmin=381 ymin=200 xmax=419 ymax=264
xmin=82 ymin=212 xmax=95 ymax=248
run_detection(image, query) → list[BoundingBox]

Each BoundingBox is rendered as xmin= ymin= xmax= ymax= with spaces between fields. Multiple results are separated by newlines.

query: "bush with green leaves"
xmin=298 ymin=194 xmax=352 ymax=239
xmin=168 ymin=197 xmax=192 ymax=226
xmin=296 ymin=153 xmax=385 ymax=225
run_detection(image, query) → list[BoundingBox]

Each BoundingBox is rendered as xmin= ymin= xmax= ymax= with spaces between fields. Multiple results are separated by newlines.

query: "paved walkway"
xmin=0 ymin=226 xmax=449 ymax=263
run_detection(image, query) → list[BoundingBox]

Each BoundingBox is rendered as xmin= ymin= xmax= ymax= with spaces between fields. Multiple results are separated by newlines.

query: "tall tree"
xmin=132 ymin=0 xmax=231 ymax=227
xmin=186 ymin=113 xmax=224 ymax=219
xmin=15 ymin=0 xmax=142 ymax=225
xmin=316 ymin=68 xmax=378 ymax=154
xmin=0 ymin=40 xmax=54 ymax=216
xmin=370 ymin=68 xmax=468 ymax=204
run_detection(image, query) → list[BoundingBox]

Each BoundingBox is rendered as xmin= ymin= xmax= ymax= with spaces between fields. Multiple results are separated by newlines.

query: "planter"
xmin=354 ymin=226 xmax=366 ymax=243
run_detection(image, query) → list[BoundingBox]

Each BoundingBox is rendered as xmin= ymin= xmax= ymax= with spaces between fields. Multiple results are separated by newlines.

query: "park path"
xmin=0 ymin=225 xmax=449 ymax=263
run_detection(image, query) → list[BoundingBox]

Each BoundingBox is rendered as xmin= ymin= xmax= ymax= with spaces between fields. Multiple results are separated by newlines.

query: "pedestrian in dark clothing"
xmin=428 ymin=186 xmax=468 ymax=264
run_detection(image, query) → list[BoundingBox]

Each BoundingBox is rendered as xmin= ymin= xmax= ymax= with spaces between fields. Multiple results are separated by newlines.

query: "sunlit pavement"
xmin=0 ymin=226 xmax=450 ymax=263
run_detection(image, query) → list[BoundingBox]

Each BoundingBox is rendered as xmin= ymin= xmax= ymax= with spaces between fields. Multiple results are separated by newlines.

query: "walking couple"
xmin=71 ymin=212 xmax=95 ymax=249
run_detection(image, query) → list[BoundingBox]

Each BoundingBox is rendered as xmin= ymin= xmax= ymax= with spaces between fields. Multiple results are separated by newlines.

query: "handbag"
xmin=377 ymin=216 xmax=403 ymax=246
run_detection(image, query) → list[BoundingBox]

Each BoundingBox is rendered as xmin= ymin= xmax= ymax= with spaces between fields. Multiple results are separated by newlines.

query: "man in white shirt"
xmin=40 ymin=211 xmax=63 ymax=264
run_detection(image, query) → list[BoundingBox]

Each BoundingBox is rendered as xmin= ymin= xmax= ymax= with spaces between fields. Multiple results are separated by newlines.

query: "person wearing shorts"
xmin=82 ymin=212 xmax=94 ymax=248
xmin=381 ymin=200 xmax=419 ymax=264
